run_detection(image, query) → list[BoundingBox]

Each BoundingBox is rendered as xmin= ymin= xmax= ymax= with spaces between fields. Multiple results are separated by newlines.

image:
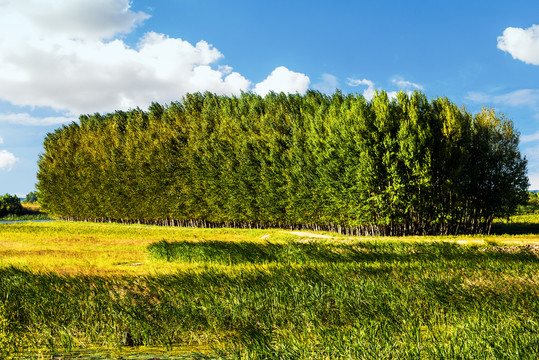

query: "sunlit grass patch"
xmin=0 ymin=221 xmax=289 ymax=275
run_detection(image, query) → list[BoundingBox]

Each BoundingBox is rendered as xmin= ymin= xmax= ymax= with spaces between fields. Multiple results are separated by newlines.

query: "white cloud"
xmin=0 ymin=137 xmax=3 ymax=144
xmin=493 ymin=89 xmax=539 ymax=107
xmin=0 ymin=28 xmax=251 ymax=115
xmin=0 ymin=150 xmax=18 ymax=171
xmin=218 ymin=65 xmax=233 ymax=75
xmin=391 ymin=77 xmax=424 ymax=91
xmin=0 ymin=113 xmax=76 ymax=126
xmin=313 ymin=73 xmax=339 ymax=94
xmin=386 ymin=91 xmax=398 ymax=100
xmin=0 ymin=0 xmax=308 ymax=122
xmin=347 ymin=77 xmax=423 ymax=101
xmin=387 ymin=77 xmax=424 ymax=99
xmin=2 ymin=0 xmax=150 ymax=41
xmin=522 ymin=131 xmax=539 ymax=144
xmin=497 ymin=25 xmax=539 ymax=65
xmin=466 ymin=89 xmax=539 ymax=108
xmin=528 ymin=173 xmax=539 ymax=190
xmin=253 ymin=66 xmax=310 ymax=96
xmin=388 ymin=90 xmax=417 ymax=101
xmin=465 ymin=92 xmax=493 ymax=104
xmin=347 ymin=78 xmax=375 ymax=100
xmin=523 ymin=143 xmax=539 ymax=161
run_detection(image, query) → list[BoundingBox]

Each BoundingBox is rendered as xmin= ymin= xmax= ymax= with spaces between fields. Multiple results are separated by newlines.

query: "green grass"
xmin=1 ymin=219 xmax=538 ymax=359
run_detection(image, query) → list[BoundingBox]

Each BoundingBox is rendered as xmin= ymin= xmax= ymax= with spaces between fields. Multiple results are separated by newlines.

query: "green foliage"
xmin=526 ymin=191 xmax=539 ymax=210
xmin=514 ymin=191 xmax=539 ymax=215
xmin=23 ymin=191 xmax=38 ymax=203
xmin=0 ymin=194 xmax=23 ymax=217
xmin=530 ymin=192 xmax=539 ymax=206
xmin=36 ymin=91 xmax=529 ymax=235
xmin=0 ymin=201 xmax=50 ymax=221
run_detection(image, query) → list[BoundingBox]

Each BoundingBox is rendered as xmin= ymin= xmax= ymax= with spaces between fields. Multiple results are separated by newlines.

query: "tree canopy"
xmin=23 ymin=191 xmax=38 ymax=203
xmin=37 ymin=90 xmax=529 ymax=235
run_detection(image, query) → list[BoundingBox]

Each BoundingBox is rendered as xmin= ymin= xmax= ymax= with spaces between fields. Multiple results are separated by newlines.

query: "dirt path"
xmin=284 ymin=231 xmax=539 ymax=246
xmin=284 ymin=231 xmax=335 ymax=239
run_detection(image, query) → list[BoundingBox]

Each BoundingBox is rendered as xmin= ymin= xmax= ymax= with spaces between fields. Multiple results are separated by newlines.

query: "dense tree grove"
xmin=37 ymin=91 xmax=529 ymax=235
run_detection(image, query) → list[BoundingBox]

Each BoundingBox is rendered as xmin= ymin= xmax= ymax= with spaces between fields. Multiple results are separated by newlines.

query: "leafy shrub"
xmin=0 ymin=194 xmax=23 ymax=217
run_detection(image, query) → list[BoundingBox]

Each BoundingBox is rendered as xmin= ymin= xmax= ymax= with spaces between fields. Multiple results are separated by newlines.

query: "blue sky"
xmin=1 ymin=0 xmax=539 ymax=195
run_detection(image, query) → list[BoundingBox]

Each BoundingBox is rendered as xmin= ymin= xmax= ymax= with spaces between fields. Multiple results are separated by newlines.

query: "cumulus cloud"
xmin=347 ymin=78 xmax=375 ymax=100
xmin=2 ymin=0 xmax=150 ymax=41
xmin=497 ymin=25 xmax=539 ymax=65
xmin=0 ymin=0 xmax=308 ymax=121
xmin=0 ymin=27 xmax=251 ymax=115
xmin=253 ymin=66 xmax=310 ymax=96
xmin=0 ymin=150 xmax=18 ymax=171
xmin=0 ymin=133 xmax=18 ymax=171
xmin=313 ymin=73 xmax=339 ymax=94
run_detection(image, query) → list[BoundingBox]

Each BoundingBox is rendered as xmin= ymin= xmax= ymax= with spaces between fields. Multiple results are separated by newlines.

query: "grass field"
xmin=1 ymin=218 xmax=538 ymax=359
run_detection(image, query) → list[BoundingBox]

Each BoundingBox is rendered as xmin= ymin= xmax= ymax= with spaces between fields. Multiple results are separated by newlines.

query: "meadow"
xmin=0 ymin=219 xmax=538 ymax=359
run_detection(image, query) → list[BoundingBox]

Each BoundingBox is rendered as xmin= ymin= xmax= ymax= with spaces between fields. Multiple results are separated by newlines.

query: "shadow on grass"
xmin=491 ymin=222 xmax=539 ymax=235
xmin=0 ymin=206 xmax=51 ymax=221
xmin=147 ymin=239 xmax=539 ymax=265
xmin=148 ymin=240 xmax=344 ymax=265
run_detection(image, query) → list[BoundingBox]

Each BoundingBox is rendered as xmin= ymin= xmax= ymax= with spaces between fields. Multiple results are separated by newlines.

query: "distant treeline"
xmin=37 ymin=91 xmax=528 ymax=235
xmin=519 ymin=191 xmax=539 ymax=214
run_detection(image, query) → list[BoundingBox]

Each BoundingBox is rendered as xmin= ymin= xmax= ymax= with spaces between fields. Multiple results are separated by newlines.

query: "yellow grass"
xmin=21 ymin=202 xmax=42 ymax=212
xmin=0 ymin=221 xmax=290 ymax=276
xmin=1 ymin=220 xmax=538 ymax=276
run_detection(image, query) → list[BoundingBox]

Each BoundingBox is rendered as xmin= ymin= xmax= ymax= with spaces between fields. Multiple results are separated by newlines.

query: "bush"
xmin=529 ymin=192 xmax=539 ymax=207
xmin=0 ymin=194 xmax=23 ymax=217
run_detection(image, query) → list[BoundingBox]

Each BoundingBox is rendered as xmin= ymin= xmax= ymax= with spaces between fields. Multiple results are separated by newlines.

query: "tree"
xmin=36 ymin=92 xmax=529 ymax=234
xmin=23 ymin=191 xmax=38 ymax=203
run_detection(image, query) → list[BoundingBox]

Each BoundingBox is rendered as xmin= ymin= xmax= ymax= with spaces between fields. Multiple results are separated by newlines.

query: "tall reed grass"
xmin=1 ymin=225 xmax=538 ymax=359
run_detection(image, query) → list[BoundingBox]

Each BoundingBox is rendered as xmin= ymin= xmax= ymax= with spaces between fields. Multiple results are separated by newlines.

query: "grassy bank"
xmin=0 ymin=220 xmax=538 ymax=359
